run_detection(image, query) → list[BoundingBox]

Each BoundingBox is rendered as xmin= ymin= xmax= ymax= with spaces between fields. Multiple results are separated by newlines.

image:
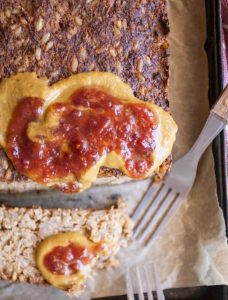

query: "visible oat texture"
xmin=0 ymin=200 xmax=132 ymax=295
xmin=0 ymin=0 xmax=170 ymax=190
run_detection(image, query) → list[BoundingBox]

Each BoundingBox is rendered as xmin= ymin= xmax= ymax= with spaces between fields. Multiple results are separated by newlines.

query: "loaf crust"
xmin=0 ymin=0 xmax=170 ymax=190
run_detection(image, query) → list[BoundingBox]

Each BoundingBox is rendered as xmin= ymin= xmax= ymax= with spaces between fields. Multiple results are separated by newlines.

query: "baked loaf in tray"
xmin=0 ymin=201 xmax=132 ymax=295
xmin=0 ymin=0 xmax=170 ymax=191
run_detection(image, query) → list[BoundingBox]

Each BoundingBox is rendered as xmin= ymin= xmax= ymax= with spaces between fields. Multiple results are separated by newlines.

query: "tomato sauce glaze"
xmin=6 ymin=88 xmax=157 ymax=192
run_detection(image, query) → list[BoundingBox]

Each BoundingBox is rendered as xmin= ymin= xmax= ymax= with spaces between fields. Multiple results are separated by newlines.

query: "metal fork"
xmin=132 ymin=85 xmax=228 ymax=246
xmin=126 ymin=263 xmax=165 ymax=300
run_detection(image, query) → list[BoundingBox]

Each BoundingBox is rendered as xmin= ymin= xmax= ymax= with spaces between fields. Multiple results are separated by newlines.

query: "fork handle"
xmin=188 ymin=85 xmax=228 ymax=161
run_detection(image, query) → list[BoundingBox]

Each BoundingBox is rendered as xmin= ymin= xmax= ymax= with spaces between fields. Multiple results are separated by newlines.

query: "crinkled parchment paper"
xmin=0 ymin=0 xmax=228 ymax=299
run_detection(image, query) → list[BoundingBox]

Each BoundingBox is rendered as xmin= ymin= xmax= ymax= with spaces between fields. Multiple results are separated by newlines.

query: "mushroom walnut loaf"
xmin=0 ymin=202 xmax=132 ymax=295
xmin=0 ymin=0 xmax=170 ymax=191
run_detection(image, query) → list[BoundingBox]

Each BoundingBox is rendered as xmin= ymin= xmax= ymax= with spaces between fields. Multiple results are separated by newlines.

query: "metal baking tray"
xmin=206 ymin=0 xmax=228 ymax=234
xmin=97 ymin=0 xmax=228 ymax=299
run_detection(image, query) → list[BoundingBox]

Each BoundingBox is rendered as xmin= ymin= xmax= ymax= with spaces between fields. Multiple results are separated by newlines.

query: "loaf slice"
xmin=0 ymin=200 xmax=132 ymax=295
xmin=0 ymin=0 xmax=170 ymax=191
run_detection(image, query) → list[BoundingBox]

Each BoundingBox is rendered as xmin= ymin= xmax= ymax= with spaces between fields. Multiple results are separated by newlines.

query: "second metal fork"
xmin=132 ymin=85 xmax=228 ymax=246
xmin=126 ymin=263 xmax=165 ymax=300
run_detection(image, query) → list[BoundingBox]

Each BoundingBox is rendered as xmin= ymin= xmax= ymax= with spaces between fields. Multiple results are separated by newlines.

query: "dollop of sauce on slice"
xmin=36 ymin=232 xmax=106 ymax=289
xmin=44 ymin=243 xmax=93 ymax=276
xmin=6 ymin=88 xmax=158 ymax=192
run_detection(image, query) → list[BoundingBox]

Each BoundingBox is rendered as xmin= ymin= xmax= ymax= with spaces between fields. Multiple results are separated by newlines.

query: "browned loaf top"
xmin=0 ymin=0 xmax=170 ymax=190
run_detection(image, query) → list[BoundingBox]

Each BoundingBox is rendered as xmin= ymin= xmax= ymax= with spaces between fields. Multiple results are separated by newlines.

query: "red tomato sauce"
xmin=43 ymin=243 xmax=93 ymax=275
xmin=43 ymin=242 xmax=105 ymax=275
xmin=6 ymin=88 xmax=157 ymax=192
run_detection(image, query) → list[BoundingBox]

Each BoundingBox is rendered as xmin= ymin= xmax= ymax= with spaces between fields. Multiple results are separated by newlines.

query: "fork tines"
xmin=126 ymin=263 xmax=165 ymax=300
xmin=132 ymin=182 xmax=181 ymax=246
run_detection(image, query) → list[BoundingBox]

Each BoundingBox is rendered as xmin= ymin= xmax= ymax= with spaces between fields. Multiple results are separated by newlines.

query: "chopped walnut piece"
xmin=109 ymin=48 xmax=117 ymax=58
xmin=14 ymin=26 xmax=22 ymax=36
xmin=41 ymin=32 xmax=50 ymax=45
xmin=45 ymin=41 xmax=54 ymax=51
xmin=116 ymin=20 xmax=122 ymax=29
xmin=5 ymin=10 xmax=11 ymax=18
xmin=35 ymin=48 xmax=42 ymax=61
xmin=71 ymin=56 xmax=78 ymax=72
xmin=133 ymin=41 xmax=139 ymax=51
xmin=75 ymin=16 xmax=82 ymax=26
xmin=36 ymin=17 xmax=44 ymax=31
xmin=137 ymin=59 xmax=143 ymax=73
xmin=79 ymin=46 xmax=87 ymax=60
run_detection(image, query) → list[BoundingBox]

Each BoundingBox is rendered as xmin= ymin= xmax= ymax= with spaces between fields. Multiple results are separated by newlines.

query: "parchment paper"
xmin=0 ymin=0 xmax=228 ymax=299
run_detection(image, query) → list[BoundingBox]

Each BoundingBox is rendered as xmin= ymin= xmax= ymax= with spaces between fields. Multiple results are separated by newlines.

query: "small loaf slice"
xmin=0 ymin=200 xmax=132 ymax=296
